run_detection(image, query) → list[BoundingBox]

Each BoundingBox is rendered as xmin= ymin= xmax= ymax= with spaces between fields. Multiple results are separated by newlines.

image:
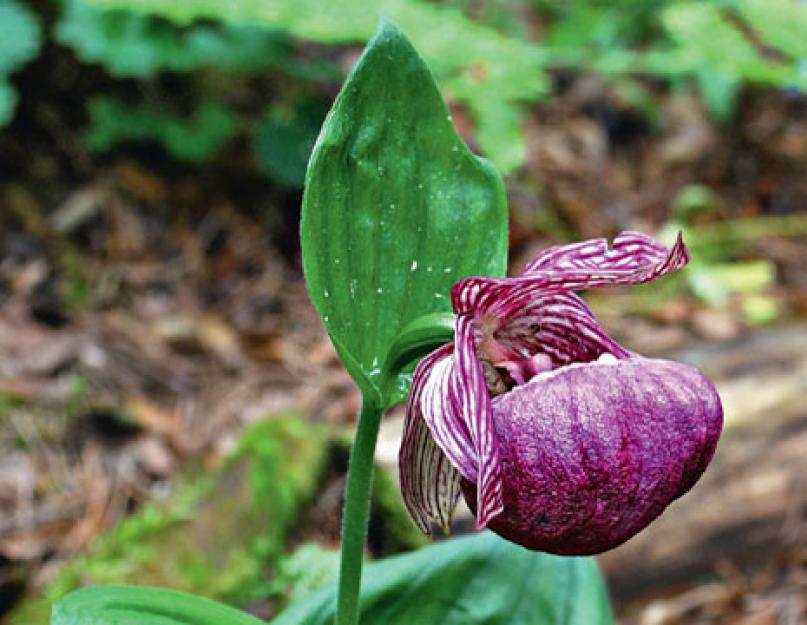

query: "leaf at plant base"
xmin=271 ymin=531 xmax=614 ymax=625
xmin=301 ymin=21 xmax=508 ymax=401
xmin=51 ymin=585 xmax=265 ymax=625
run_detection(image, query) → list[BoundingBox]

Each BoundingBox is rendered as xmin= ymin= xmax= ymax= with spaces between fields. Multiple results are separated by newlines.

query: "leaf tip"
xmin=375 ymin=16 xmax=401 ymax=39
xmin=370 ymin=16 xmax=414 ymax=53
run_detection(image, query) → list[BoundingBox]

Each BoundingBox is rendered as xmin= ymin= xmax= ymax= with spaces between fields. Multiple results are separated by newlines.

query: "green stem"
xmin=335 ymin=395 xmax=383 ymax=625
xmin=334 ymin=313 xmax=456 ymax=624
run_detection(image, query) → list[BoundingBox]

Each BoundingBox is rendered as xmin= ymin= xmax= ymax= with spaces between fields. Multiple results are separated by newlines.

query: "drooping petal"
xmin=399 ymin=318 xmax=506 ymax=532
xmin=493 ymin=290 xmax=629 ymax=367
xmin=453 ymin=315 xmax=503 ymax=528
xmin=462 ymin=355 xmax=723 ymax=555
xmin=419 ymin=346 xmax=478 ymax=482
xmin=451 ymin=231 xmax=688 ymax=318
xmin=399 ymin=345 xmax=463 ymax=532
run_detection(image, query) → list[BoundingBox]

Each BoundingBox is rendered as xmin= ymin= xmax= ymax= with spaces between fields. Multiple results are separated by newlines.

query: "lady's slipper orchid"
xmin=399 ymin=231 xmax=723 ymax=555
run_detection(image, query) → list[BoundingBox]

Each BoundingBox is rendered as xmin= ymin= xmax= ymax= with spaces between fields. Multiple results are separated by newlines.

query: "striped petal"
xmin=419 ymin=345 xmax=478 ymax=481
xmin=523 ymin=230 xmax=682 ymax=274
xmin=453 ymin=315 xmax=504 ymax=528
xmin=493 ymin=291 xmax=629 ymax=367
xmin=399 ymin=345 xmax=463 ymax=532
xmin=401 ymin=231 xmax=703 ymax=541
xmin=399 ymin=319 xmax=506 ymax=532
xmin=451 ymin=231 xmax=688 ymax=318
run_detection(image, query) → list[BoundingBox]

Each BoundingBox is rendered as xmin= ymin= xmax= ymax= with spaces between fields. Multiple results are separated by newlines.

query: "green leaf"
xmin=0 ymin=0 xmax=42 ymax=126
xmin=301 ymin=21 xmax=508 ymax=401
xmin=736 ymin=0 xmax=807 ymax=60
xmin=467 ymin=97 xmax=525 ymax=178
xmin=86 ymin=0 xmax=549 ymax=173
xmin=696 ymin=69 xmax=739 ymax=124
xmin=271 ymin=531 xmax=614 ymax=625
xmin=0 ymin=81 xmax=18 ymax=126
xmin=254 ymin=98 xmax=329 ymax=188
xmin=660 ymin=2 xmax=796 ymax=86
xmin=86 ymin=97 xmax=235 ymax=162
xmin=686 ymin=258 xmax=776 ymax=305
xmin=382 ymin=312 xmax=455 ymax=407
xmin=0 ymin=0 xmax=42 ymax=76
xmin=51 ymin=585 xmax=265 ymax=625
xmin=56 ymin=0 xmax=288 ymax=78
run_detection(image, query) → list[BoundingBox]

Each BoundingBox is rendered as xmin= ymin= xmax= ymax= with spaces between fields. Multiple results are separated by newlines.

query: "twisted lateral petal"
xmin=493 ymin=291 xmax=629 ymax=366
xmin=524 ymin=230 xmax=680 ymax=274
xmin=399 ymin=344 xmax=462 ymax=532
xmin=453 ymin=315 xmax=504 ymax=528
xmin=419 ymin=346 xmax=478 ymax=482
xmin=451 ymin=231 xmax=688 ymax=317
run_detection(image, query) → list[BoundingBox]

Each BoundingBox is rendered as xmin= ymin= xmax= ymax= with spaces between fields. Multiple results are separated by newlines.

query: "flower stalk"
xmin=335 ymin=395 xmax=382 ymax=625
xmin=335 ymin=314 xmax=458 ymax=625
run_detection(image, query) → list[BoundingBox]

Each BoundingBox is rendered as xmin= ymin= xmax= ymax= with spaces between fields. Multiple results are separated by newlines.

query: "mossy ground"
xmin=8 ymin=412 xmax=424 ymax=624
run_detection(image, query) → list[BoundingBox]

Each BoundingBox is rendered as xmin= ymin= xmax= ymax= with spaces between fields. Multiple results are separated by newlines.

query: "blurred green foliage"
xmin=86 ymin=97 xmax=236 ymax=162
xmin=84 ymin=0 xmax=548 ymax=173
xmin=2 ymin=0 xmax=806 ymax=176
xmin=267 ymin=543 xmax=341 ymax=606
xmin=657 ymin=188 xmax=807 ymax=325
xmin=0 ymin=390 xmax=25 ymax=419
xmin=254 ymin=98 xmax=330 ymax=187
xmin=0 ymin=0 xmax=42 ymax=124
xmin=738 ymin=0 xmax=807 ymax=59
xmin=8 ymin=411 xmax=425 ymax=624
xmin=652 ymin=1 xmax=802 ymax=121
xmin=8 ymin=413 xmax=330 ymax=624
xmin=534 ymin=0 xmax=807 ymax=122
xmin=56 ymin=0 xmax=289 ymax=76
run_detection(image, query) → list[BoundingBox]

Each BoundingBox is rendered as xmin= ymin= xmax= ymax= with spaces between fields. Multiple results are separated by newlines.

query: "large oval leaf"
xmin=301 ymin=20 xmax=508 ymax=402
xmin=51 ymin=585 xmax=265 ymax=625
xmin=271 ymin=531 xmax=614 ymax=625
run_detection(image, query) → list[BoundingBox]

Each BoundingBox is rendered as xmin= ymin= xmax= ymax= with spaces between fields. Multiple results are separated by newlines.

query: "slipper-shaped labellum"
xmin=399 ymin=232 xmax=723 ymax=555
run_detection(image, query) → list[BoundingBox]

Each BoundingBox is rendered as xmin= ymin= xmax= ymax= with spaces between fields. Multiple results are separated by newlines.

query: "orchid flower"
xmin=399 ymin=231 xmax=723 ymax=555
